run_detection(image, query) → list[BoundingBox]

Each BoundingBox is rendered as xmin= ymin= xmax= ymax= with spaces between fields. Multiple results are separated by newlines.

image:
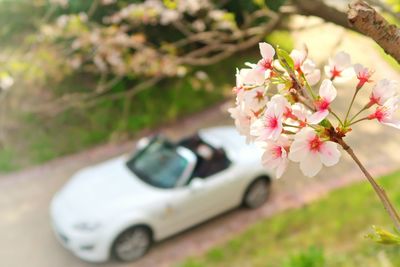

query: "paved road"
xmin=1 ymin=21 xmax=400 ymax=267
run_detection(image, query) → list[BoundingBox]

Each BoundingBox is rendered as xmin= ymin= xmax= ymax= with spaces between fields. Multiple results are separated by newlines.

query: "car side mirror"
xmin=136 ymin=137 xmax=150 ymax=150
xmin=189 ymin=178 xmax=204 ymax=191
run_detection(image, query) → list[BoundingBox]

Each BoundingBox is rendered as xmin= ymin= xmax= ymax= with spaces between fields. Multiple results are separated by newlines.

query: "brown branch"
xmin=179 ymin=15 xmax=281 ymax=66
xmin=292 ymin=0 xmax=358 ymax=32
xmin=348 ymin=0 xmax=400 ymax=64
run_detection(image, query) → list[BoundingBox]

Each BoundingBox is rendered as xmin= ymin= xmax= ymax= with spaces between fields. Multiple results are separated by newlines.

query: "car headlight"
xmin=73 ymin=222 xmax=101 ymax=232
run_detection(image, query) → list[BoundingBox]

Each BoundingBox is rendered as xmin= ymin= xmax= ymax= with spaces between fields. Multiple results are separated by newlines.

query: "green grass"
xmin=177 ymin=171 xmax=400 ymax=267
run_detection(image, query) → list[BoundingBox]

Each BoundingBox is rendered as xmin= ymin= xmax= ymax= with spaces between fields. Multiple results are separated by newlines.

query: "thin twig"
xmin=344 ymin=89 xmax=359 ymax=124
xmin=338 ymin=138 xmax=400 ymax=231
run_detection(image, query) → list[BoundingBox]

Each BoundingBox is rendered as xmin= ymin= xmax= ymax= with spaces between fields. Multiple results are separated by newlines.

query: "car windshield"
xmin=126 ymin=138 xmax=191 ymax=189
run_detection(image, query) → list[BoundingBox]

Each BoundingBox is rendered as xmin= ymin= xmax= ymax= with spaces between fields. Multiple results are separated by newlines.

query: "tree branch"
xmin=337 ymin=138 xmax=400 ymax=232
xmin=348 ymin=0 xmax=400 ymax=64
xmin=292 ymin=0 xmax=358 ymax=32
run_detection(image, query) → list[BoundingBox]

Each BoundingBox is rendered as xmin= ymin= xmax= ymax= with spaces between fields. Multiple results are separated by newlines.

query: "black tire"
xmin=243 ymin=178 xmax=270 ymax=209
xmin=112 ymin=226 xmax=152 ymax=262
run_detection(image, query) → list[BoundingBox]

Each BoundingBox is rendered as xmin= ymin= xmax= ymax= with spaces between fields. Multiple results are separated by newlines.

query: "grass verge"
xmin=177 ymin=171 xmax=400 ymax=267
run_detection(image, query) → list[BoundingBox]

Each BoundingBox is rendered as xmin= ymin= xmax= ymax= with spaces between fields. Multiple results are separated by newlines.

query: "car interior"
xmin=178 ymin=134 xmax=231 ymax=182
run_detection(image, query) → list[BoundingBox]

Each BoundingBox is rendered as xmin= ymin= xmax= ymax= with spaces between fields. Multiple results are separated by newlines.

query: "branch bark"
xmin=292 ymin=0 xmax=357 ymax=31
xmin=348 ymin=0 xmax=400 ymax=64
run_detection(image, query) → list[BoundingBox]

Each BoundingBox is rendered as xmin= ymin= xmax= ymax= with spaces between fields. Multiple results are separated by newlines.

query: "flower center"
xmin=316 ymin=99 xmax=330 ymax=111
xmin=330 ymin=66 xmax=341 ymax=78
xmin=272 ymin=145 xmax=283 ymax=158
xmin=369 ymin=107 xmax=387 ymax=122
xmin=369 ymin=95 xmax=380 ymax=105
xmin=254 ymin=90 xmax=265 ymax=102
xmin=308 ymin=136 xmax=322 ymax=152
xmin=258 ymin=58 xmax=272 ymax=70
xmin=266 ymin=115 xmax=278 ymax=129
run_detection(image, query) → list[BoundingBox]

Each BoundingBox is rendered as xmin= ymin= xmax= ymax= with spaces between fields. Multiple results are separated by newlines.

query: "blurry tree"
xmin=15 ymin=0 xmax=282 ymax=114
xmin=2 ymin=0 xmax=398 ymax=116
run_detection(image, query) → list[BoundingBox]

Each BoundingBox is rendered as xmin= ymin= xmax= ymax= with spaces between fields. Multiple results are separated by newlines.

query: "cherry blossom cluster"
xmin=229 ymin=42 xmax=399 ymax=178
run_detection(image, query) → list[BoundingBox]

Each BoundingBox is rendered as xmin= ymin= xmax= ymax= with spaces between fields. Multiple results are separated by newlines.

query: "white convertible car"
xmin=50 ymin=126 xmax=273 ymax=262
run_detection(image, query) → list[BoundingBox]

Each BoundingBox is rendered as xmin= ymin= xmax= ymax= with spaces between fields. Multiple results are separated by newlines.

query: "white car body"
xmin=50 ymin=126 xmax=273 ymax=262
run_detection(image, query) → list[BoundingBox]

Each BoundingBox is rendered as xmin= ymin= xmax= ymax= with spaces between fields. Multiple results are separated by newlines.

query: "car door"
xmin=193 ymin=164 xmax=241 ymax=216
xmin=169 ymin=164 xmax=241 ymax=231
xmin=153 ymin=185 xmax=209 ymax=238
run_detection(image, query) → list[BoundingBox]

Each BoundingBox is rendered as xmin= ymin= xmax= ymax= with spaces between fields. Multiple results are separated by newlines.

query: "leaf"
xmin=276 ymin=47 xmax=294 ymax=73
xmin=319 ymin=119 xmax=332 ymax=129
xmin=366 ymin=225 xmax=400 ymax=245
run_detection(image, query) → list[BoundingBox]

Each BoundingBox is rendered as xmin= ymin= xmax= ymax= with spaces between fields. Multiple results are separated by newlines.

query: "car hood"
xmin=53 ymin=156 xmax=164 ymax=222
xmin=198 ymin=126 xmax=262 ymax=161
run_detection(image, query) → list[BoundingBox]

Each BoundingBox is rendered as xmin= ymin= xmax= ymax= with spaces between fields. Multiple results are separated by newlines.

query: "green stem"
xmin=344 ymin=89 xmax=359 ymax=125
xmin=349 ymin=105 xmax=369 ymax=123
xmin=329 ymin=108 xmax=344 ymax=126
xmin=350 ymin=117 xmax=368 ymax=126
xmin=301 ymin=73 xmax=317 ymax=100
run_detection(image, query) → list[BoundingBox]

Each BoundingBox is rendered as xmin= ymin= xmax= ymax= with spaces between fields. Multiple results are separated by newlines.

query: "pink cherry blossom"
xmin=236 ymin=67 xmax=265 ymax=88
xmin=302 ymin=59 xmax=321 ymax=86
xmin=369 ymin=79 xmax=398 ymax=106
xmin=288 ymin=128 xmax=341 ymax=177
xmin=354 ymin=63 xmax=373 ymax=89
xmin=307 ymin=79 xmax=337 ymax=124
xmin=290 ymin=49 xmax=307 ymax=70
xmin=324 ymin=51 xmax=353 ymax=81
xmin=250 ymin=95 xmax=287 ymax=141
xmin=368 ymin=97 xmax=400 ymax=129
xmin=261 ymin=136 xmax=290 ymax=178
xmin=257 ymin=42 xmax=275 ymax=71
xmin=236 ymin=86 xmax=268 ymax=114
xmin=290 ymin=103 xmax=311 ymax=127
xmin=228 ymin=104 xmax=254 ymax=143
xmin=290 ymin=49 xmax=320 ymax=86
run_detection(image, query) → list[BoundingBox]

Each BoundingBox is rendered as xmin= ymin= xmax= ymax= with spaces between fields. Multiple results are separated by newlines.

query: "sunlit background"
xmin=0 ymin=0 xmax=400 ymax=267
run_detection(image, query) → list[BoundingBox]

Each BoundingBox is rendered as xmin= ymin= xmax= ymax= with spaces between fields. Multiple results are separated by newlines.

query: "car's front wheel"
xmin=112 ymin=226 xmax=152 ymax=262
xmin=243 ymin=178 xmax=270 ymax=209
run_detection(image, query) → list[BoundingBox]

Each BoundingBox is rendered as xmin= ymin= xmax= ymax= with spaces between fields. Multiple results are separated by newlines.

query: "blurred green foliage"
xmin=265 ymin=30 xmax=294 ymax=51
xmin=177 ymin=171 xmax=400 ymax=267
xmin=0 ymin=0 xmax=293 ymax=172
xmin=283 ymin=247 xmax=325 ymax=267
xmin=0 ymin=47 xmax=262 ymax=171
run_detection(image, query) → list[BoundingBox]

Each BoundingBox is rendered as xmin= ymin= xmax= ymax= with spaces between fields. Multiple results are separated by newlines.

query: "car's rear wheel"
xmin=243 ymin=178 xmax=270 ymax=209
xmin=112 ymin=226 xmax=152 ymax=262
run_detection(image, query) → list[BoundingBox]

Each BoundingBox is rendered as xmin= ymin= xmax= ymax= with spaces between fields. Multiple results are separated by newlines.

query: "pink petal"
xmin=306 ymin=69 xmax=321 ymax=86
xmin=319 ymin=141 xmax=341 ymax=166
xmin=332 ymin=51 xmax=351 ymax=70
xmin=275 ymin=159 xmax=288 ymax=178
xmin=271 ymin=125 xmax=283 ymax=140
xmin=319 ymin=79 xmax=337 ymax=102
xmin=288 ymin=142 xmax=307 ymax=162
xmin=259 ymin=42 xmax=275 ymax=60
xmin=300 ymin=152 xmax=322 ymax=177
xmin=307 ymin=110 xmax=329 ymax=124
xmin=243 ymin=68 xmax=265 ymax=85
xmin=353 ymin=63 xmax=364 ymax=75
xmin=290 ymin=49 xmax=306 ymax=67
xmin=382 ymin=120 xmax=400 ymax=129
xmin=289 ymin=128 xmax=317 ymax=163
